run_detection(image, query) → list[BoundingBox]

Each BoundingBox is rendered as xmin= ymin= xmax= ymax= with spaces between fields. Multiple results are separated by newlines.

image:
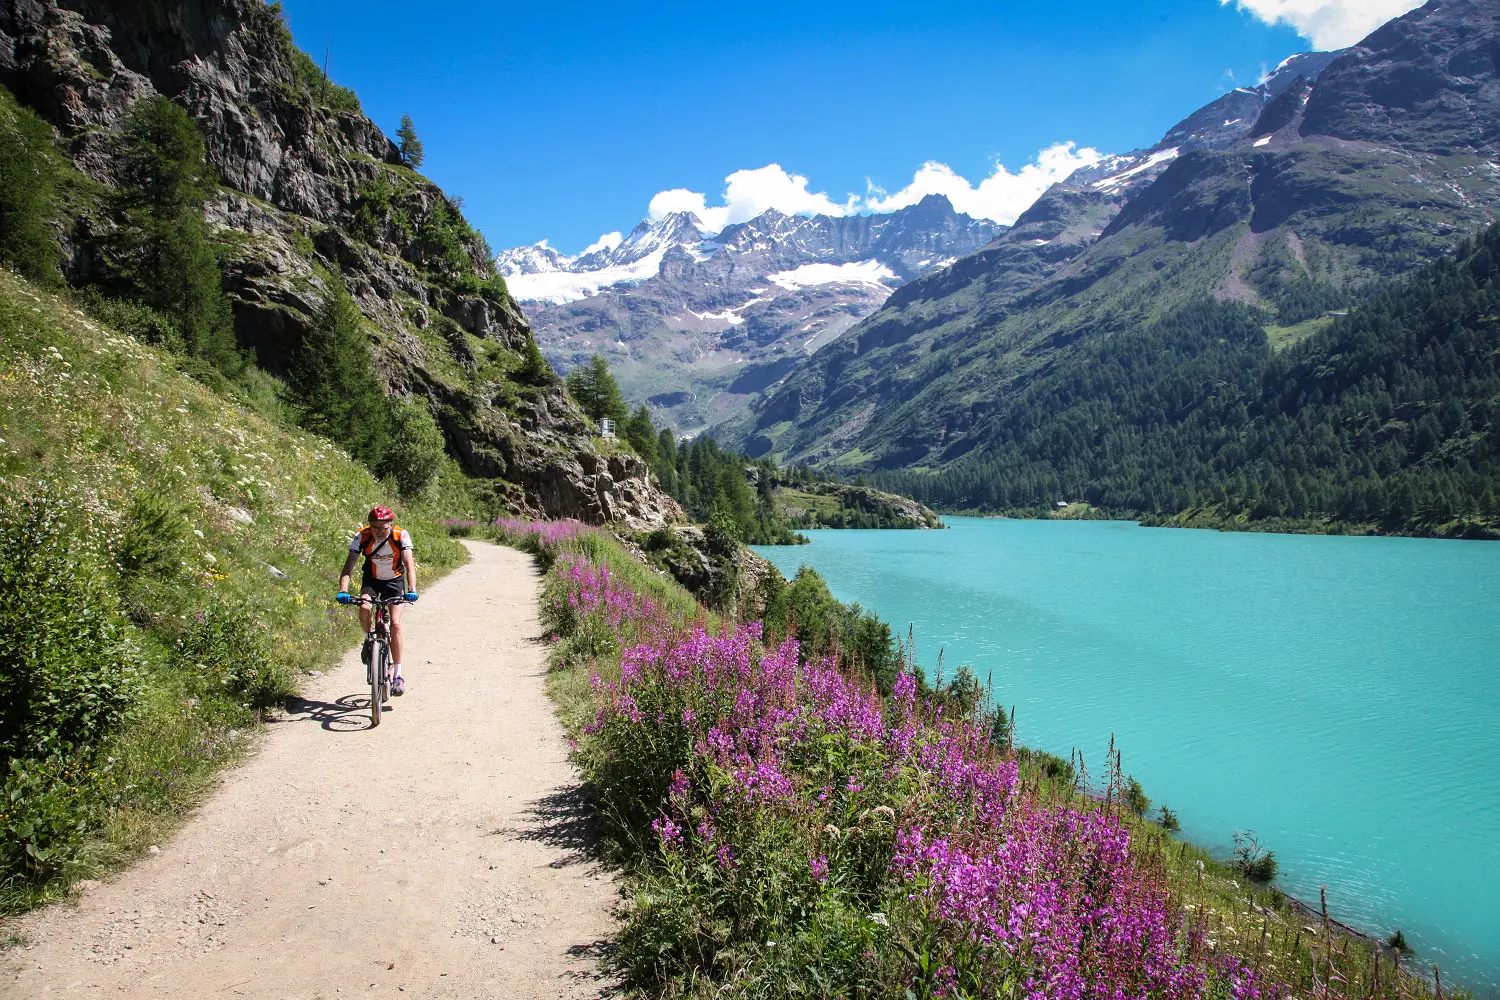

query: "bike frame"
xmin=345 ymin=594 xmax=407 ymax=727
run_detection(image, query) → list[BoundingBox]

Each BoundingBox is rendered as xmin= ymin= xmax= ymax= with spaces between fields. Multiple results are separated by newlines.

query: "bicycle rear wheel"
xmin=370 ymin=641 xmax=385 ymax=727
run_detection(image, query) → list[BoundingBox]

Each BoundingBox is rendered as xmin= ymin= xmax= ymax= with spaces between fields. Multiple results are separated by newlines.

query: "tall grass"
xmin=0 ymin=270 xmax=466 ymax=910
xmin=500 ymin=521 xmax=1463 ymax=1000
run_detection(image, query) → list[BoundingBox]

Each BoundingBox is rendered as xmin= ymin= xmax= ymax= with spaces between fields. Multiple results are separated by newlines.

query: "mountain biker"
xmin=335 ymin=506 xmax=419 ymax=695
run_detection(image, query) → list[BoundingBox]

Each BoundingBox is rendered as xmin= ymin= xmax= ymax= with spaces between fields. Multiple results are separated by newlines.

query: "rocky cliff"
xmin=0 ymin=0 xmax=682 ymax=529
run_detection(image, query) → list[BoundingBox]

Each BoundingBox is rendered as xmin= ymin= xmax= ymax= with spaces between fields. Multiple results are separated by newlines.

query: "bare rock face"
xmin=0 ymin=0 xmax=681 ymax=529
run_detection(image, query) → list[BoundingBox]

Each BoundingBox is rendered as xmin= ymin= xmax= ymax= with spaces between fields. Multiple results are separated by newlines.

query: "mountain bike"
xmin=344 ymin=594 xmax=408 ymax=726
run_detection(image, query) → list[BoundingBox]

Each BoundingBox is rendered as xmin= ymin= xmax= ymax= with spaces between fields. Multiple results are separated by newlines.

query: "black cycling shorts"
xmin=361 ymin=573 xmax=405 ymax=600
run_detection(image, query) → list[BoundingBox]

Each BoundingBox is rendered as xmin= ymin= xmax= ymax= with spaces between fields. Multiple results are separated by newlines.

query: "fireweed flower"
xmin=541 ymin=538 xmax=1285 ymax=1000
xmin=651 ymin=815 xmax=683 ymax=851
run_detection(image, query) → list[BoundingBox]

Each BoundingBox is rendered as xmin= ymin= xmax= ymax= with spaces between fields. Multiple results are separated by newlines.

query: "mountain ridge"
xmin=713 ymin=0 xmax=1500 ymax=483
xmin=499 ymin=193 xmax=1002 ymax=432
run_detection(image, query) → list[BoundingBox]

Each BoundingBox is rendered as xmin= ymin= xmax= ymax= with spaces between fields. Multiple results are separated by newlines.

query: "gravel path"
xmin=2 ymin=541 xmax=618 ymax=999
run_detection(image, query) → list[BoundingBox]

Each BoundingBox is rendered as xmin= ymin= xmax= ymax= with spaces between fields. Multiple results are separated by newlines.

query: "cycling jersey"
xmin=350 ymin=524 xmax=413 ymax=581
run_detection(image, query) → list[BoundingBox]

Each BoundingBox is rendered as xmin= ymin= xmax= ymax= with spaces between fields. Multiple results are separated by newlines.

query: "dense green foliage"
xmin=0 ymin=269 xmax=467 ymax=903
xmin=757 ymin=565 xmax=900 ymax=692
xmin=396 ymin=113 xmax=424 ymax=168
xmin=0 ymin=89 xmax=61 ymax=284
xmin=286 ymin=281 xmax=446 ymax=499
xmin=652 ymin=433 xmax=804 ymax=546
xmin=566 ymin=353 xmax=629 ymax=423
xmin=351 ymin=176 xmax=506 ymax=298
xmin=112 ymin=96 xmax=241 ymax=375
xmin=288 ymin=277 xmax=391 ymax=470
xmin=379 ymin=396 xmax=448 ymax=498
xmin=288 ymin=47 xmax=363 ymax=113
xmin=258 ymin=2 xmax=363 ymax=112
xmin=0 ymin=498 xmax=139 ymax=772
xmin=875 ymin=226 xmax=1500 ymax=538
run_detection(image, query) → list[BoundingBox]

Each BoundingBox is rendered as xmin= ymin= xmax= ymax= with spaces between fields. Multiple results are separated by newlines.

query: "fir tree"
xmin=289 ymin=278 xmax=389 ymax=468
xmin=396 ymin=114 xmax=424 ymax=168
xmin=622 ymin=405 xmax=657 ymax=464
xmin=0 ymin=92 xmax=61 ymax=284
xmin=565 ymin=354 xmax=628 ymax=423
xmin=115 ymin=96 xmax=240 ymax=374
xmin=517 ymin=336 xmax=555 ymax=385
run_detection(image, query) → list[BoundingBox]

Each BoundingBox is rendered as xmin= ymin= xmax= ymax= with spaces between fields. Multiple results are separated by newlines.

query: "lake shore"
xmin=754 ymin=518 xmax=1500 ymax=994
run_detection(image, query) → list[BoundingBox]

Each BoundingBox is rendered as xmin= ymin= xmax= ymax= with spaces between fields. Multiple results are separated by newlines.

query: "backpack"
xmin=357 ymin=524 xmax=406 ymax=577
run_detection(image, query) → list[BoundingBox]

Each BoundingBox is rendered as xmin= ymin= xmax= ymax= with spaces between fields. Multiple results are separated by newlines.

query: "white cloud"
xmin=644 ymin=144 xmax=1102 ymax=235
xmin=862 ymin=143 xmax=1104 ymax=225
xmin=581 ymin=231 xmax=623 ymax=256
xmin=1221 ymin=0 xmax=1425 ymax=50
xmin=649 ymin=164 xmax=859 ymax=232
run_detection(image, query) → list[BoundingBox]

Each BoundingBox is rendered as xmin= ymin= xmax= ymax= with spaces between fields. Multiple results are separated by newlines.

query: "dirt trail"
xmin=2 ymin=542 xmax=617 ymax=999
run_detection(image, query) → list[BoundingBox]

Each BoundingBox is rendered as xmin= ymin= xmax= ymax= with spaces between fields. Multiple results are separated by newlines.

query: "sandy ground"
xmin=2 ymin=542 xmax=618 ymax=999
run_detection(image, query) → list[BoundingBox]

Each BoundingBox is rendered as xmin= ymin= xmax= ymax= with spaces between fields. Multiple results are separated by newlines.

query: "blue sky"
xmin=278 ymin=0 xmax=1417 ymax=254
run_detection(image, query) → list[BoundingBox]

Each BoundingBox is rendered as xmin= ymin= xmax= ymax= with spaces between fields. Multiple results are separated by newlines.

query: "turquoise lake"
xmin=754 ymin=517 xmax=1500 ymax=996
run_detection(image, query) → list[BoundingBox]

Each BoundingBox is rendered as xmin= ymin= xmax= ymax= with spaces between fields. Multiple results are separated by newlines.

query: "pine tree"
xmin=379 ymin=397 xmax=447 ymax=498
xmin=289 ymin=278 xmax=389 ymax=468
xmin=115 ymin=96 xmax=240 ymax=374
xmin=622 ymin=405 xmax=657 ymax=464
xmin=565 ymin=354 xmax=628 ymax=423
xmin=396 ymin=114 xmax=424 ymax=169
xmin=517 ymin=336 xmax=555 ymax=385
xmin=0 ymin=95 xmax=61 ymax=284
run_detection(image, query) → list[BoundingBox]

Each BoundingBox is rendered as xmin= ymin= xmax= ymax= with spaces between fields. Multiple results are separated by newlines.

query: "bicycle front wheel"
xmin=371 ymin=641 xmax=385 ymax=727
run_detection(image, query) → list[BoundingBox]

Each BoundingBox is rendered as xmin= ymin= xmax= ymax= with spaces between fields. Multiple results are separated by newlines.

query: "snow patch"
xmin=1092 ymin=148 xmax=1180 ymax=194
xmin=767 ymin=259 xmax=898 ymax=291
xmin=504 ymin=246 xmax=669 ymax=305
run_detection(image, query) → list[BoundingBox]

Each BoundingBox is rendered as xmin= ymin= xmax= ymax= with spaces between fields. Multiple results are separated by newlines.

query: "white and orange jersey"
xmin=349 ymin=524 xmax=413 ymax=581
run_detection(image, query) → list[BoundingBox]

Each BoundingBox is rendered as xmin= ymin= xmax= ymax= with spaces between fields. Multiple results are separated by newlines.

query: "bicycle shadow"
xmin=279 ymin=694 xmax=388 ymax=733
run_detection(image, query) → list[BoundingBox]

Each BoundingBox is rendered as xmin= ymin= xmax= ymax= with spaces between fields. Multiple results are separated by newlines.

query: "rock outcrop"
xmin=0 ymin=0 xmax=682 ymax=530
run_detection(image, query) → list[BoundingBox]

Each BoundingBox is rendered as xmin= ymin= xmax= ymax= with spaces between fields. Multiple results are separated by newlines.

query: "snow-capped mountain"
xmin=498 ymin=195 xmax=1002 ymax=433
xmin=497 ymin=212 xmax=713 ymax=305
xmin=1063 ymin=51 xmax=1340 ymax=196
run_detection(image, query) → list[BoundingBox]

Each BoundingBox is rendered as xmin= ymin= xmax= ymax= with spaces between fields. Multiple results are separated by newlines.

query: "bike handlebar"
xmin=336 ymin=594 xmax=410 ymax=607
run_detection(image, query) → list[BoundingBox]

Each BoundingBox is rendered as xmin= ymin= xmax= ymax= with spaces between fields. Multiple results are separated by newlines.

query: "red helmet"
xmin=369 ymin=506 xmax=394 ymax=523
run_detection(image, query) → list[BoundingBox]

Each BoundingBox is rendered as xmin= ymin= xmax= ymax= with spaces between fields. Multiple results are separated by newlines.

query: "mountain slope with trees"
xmin=0 ymin=0 xmax=681 ymax=530
xmin=874 ymin=224 xmax=1500 ymax=537
xmin=715 ymin=0 xmax=1500 ymax=539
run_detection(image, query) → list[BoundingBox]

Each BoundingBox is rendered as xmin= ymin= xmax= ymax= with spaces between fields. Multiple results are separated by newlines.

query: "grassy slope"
xmin=520 ymin=527 xmax=1440 ymax=999
xmin=0 ymin=268 xmax=465 ymax=909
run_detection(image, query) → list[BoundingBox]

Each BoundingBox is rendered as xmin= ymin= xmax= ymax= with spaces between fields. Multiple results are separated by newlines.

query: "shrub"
xmin=78 ymin=291 xmax=184 ymax=353
xmin=288 ymin=48 xmax=362 ymax=113
xmin=1123 ymin=775 xmax=1151 ymax=817
xmin=115 ymin=488 xmax=188 ymax=580
xmin=0 ymin=755 xmax=101 ymax=881
xmin=352 ymin=176 xmax=409 ymax=245
xmin=379 ymin=396 xmax=447 ymax=498
xmin=1157 ymin=804 xmax=1181 ymax=831
xmin=1231 ymin=830 xmax=1278 ymax=883
xmin=0 ymin=495 xmax=141 ymax=765
xmin=176 ymin=602 xmax=292 ymax=709
xmin=0 ymin=87 xmax=61 ymax=284
xmin=1016 ymin=746 xmax=1076 ymax=785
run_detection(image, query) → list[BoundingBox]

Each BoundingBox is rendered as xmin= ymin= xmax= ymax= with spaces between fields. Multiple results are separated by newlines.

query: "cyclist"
xmin=335 ymin=506 xmax=419 ymax=695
